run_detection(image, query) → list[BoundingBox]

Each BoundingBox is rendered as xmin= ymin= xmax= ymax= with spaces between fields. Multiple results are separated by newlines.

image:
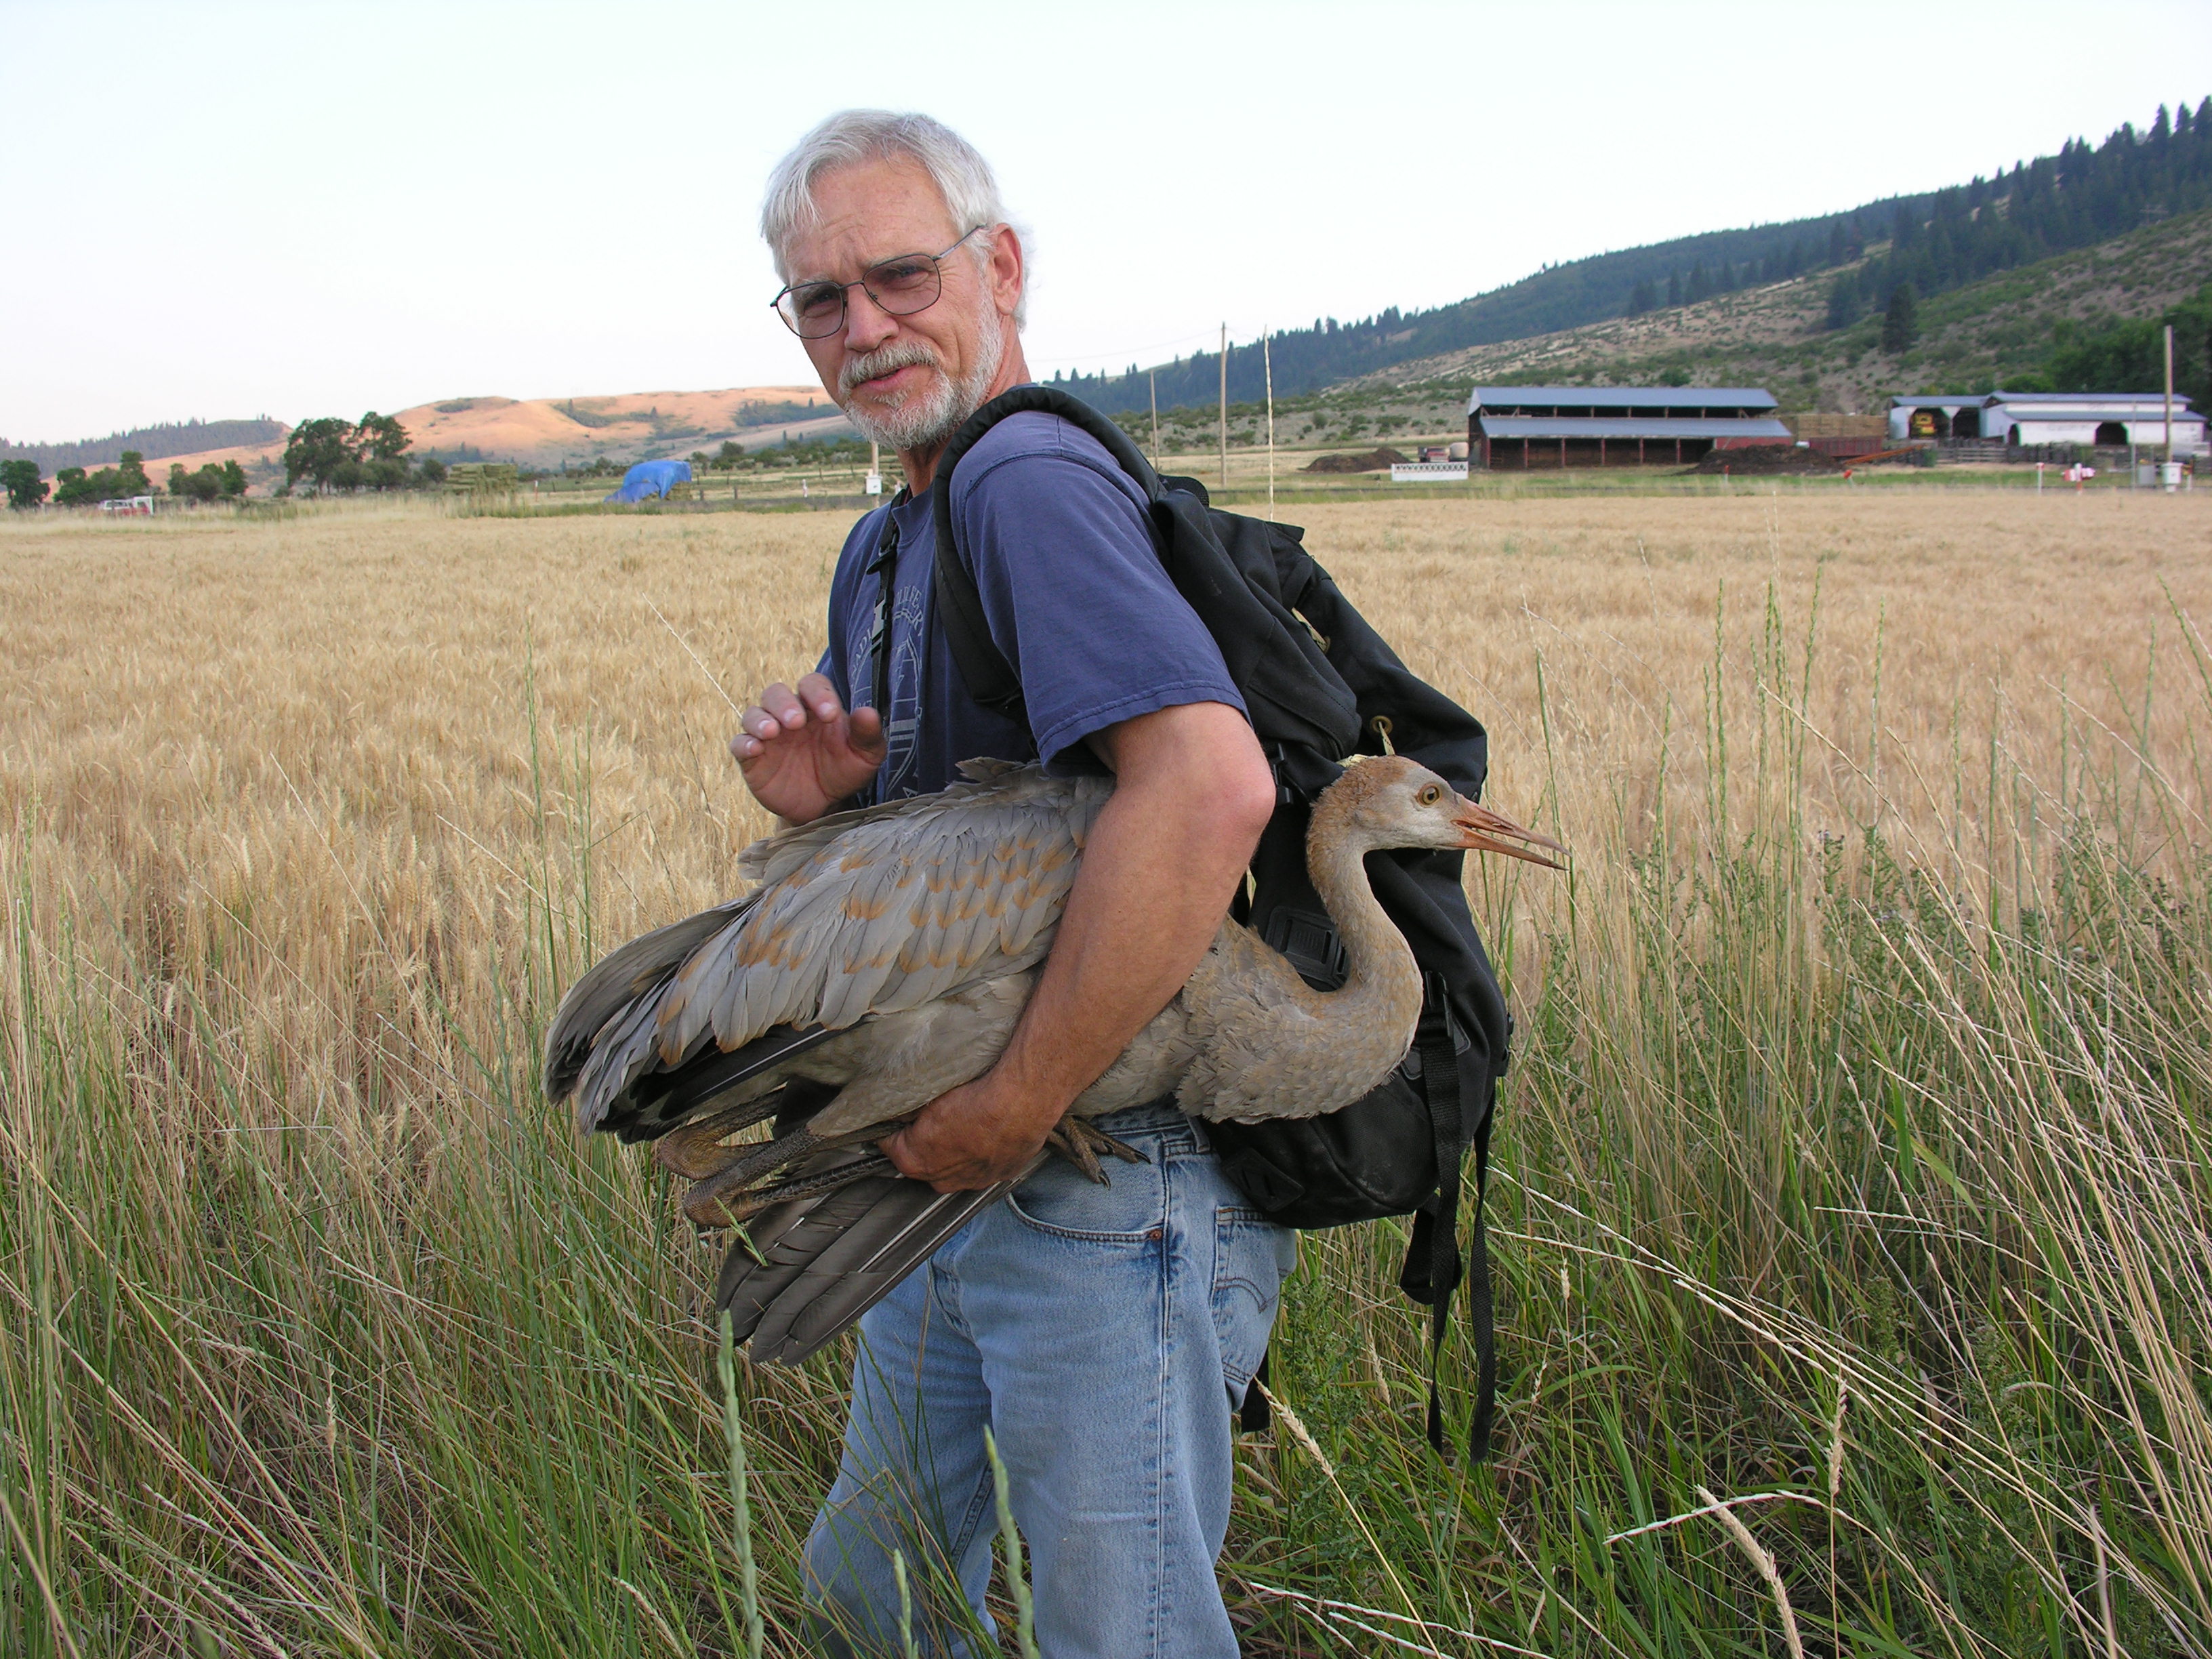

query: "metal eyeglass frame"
xmin=770 ymin=225 xmax=989 ymax=340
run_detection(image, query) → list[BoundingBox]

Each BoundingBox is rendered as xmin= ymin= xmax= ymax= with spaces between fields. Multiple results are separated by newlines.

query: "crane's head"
xmin=1317 ymin=756 xmax=1565 ymax=868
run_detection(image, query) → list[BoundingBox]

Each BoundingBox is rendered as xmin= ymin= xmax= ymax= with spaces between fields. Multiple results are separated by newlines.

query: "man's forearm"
xmin=989 ymin=705 xmax=1275 ymax=1124
xmin=881 ymin=700 xmax=1275 ymax=1188
xmin=989 ymin=784 xmax=1250 ymax=1124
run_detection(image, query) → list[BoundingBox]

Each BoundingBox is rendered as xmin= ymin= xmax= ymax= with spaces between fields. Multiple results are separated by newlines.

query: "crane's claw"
xmin=1046 ymin=1118 xmax=1151 ymax=1185
xmin=1048 ymin=1122 xmax=1105 ymax=1183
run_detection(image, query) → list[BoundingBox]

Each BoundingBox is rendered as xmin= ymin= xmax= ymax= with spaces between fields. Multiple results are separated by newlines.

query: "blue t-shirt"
xmin=820 ymin=408 xmax=1246 ymax=803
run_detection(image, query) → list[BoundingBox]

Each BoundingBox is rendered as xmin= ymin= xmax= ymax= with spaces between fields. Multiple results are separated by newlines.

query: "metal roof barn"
xmin=1887 ymin=391 xmax=2205 ymax=449
xmin=1467 ymin=386 xmax=1790 ymax=470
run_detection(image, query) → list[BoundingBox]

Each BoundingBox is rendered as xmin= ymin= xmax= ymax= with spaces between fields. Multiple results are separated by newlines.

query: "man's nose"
xmin=842 ymin=284 xmax=899 ymax=354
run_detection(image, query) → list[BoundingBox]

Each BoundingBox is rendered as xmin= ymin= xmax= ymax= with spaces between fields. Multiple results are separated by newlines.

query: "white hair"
xmin=761 ymin=110 xmax=1028 ymax=327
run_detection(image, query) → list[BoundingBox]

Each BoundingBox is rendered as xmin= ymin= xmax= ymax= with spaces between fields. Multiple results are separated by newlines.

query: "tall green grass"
xmin=3 ymin=588 xmax=2207 ymax=1655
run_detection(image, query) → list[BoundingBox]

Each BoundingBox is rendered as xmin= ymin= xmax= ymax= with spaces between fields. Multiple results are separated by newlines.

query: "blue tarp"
xmin=605 ymin=459 xmax=692 ymax=502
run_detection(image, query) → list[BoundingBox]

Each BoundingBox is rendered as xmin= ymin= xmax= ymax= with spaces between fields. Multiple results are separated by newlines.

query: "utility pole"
xmin=2165 ymin=323 xmax=2176 ymax=469
xmin=1263 ymin=329 xmax=1276 ymax=520
xmin=1218 ymin=323 xmax=1228 ymax=492
xmin=1149 ymin=369 xmax=1160 ymax=469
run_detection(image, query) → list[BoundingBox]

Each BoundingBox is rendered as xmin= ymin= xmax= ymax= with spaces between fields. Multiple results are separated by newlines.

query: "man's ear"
xmin=988 ymin=224 xmax=1025 ymax=318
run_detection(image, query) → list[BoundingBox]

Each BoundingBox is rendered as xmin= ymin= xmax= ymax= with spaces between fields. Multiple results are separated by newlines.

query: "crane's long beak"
xmin=1453 ymin=796 xmax=1566 ymax=868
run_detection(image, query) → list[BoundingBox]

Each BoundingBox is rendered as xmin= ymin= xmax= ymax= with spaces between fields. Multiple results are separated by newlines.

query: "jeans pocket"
xmin=1006 ymin=1149 xmax=1168 ymax=1243
xmin=1211 ymin=1208 xmax=1297 ymax=1391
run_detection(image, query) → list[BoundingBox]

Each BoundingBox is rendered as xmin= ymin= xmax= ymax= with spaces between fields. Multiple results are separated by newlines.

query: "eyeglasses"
xmin=770 ymin=226 xmax=988 ymax=340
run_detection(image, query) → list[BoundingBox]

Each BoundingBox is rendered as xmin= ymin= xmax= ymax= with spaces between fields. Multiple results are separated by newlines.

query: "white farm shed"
xmin=1889 ymin=390 xmax=2205 ymax=452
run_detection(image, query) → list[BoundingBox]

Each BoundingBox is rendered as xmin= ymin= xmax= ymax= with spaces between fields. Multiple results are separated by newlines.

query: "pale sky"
xmin=3 ymin=0 xmax=2206 ymax=443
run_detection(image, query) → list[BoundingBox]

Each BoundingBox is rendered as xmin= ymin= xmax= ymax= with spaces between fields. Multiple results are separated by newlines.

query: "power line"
xmin=1036 ymin=322 xmax=1279 ymax=379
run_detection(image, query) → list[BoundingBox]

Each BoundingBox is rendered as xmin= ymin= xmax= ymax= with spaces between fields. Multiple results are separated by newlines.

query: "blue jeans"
xmin=803 ymin=1102 xmax=1298 ymax=1658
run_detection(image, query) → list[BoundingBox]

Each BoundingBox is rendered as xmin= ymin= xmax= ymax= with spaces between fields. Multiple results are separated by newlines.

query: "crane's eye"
xmin=1417 ymin=784 xmax=1442 ymax=806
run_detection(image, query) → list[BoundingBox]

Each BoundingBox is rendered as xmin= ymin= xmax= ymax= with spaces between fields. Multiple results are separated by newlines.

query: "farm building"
xmin=1888 ymin=391 xmax=2206 ymax=451
xmin=1785 ymin=413 xmax=1890 ymax=459
xmin=1468 ymin=387 xmax=1793 ymax=470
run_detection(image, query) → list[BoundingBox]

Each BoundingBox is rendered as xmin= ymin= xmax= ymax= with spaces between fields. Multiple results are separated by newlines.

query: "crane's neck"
xmin=1174 ymin=790 xmax=1432 ymax=1124
xmin=1303 ymin=818 xmax=1424 ymax=1052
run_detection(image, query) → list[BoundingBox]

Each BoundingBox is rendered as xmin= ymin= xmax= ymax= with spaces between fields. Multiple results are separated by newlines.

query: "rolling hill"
xmin=1061 ymin=95 xmax=2211 ymax=418
xmin=1124 ymin=207 xmax=2212 ymax=457
xmin=388 ymin=387 xmax=853 ymax=468
xmin=1371 ymin=203 xmax=2212 ymax=411
xmin=25 ymin=386 xmax=862 ymax=486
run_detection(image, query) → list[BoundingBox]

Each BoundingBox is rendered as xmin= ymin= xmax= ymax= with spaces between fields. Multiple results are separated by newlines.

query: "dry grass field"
xmin=4 ymin=489 xmax=2211 ymax=1656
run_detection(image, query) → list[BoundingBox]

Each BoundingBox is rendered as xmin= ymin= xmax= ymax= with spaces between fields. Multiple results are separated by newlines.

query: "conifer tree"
xmin=1881 ymin=283 xmax=1919 ymax=353
xmin=1826 ymin=270 xmax=1861 ymax=331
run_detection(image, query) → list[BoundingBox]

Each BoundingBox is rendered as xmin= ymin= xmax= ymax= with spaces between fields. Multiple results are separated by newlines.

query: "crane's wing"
xmin=716 ymin=1151 xmax=1046 ymax=1366
xmin=546 ymin=762 xmax=1110 ymax=1134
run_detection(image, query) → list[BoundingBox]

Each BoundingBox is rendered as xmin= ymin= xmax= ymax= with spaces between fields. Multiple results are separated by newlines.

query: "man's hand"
xmin=730 ymin=672 xmax=886 ymax=825
xmin=880 ymin=1072 xmax=1059 ymax=1191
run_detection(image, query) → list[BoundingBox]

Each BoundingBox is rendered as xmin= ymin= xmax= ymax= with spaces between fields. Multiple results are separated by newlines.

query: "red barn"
xmin=1469 ymin=386 xmax=1793 ymax=469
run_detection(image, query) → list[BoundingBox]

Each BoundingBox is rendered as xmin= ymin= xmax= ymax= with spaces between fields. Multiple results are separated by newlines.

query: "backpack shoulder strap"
xmin=927 ymin=388 xmax=1162 ymax=721
xmin=928 ymin=388 xmax=1362 ymax=759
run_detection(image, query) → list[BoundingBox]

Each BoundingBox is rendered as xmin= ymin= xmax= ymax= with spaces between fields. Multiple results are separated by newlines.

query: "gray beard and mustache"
xmin=836 ymin=306 xmax=1006 ymax=454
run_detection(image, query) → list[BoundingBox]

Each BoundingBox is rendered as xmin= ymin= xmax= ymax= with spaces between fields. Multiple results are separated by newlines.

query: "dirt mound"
xmin=1687 ymin=443 xmax=1843 ymax=476
xmin=1301 ymin=447 xmax=1410 ymax=474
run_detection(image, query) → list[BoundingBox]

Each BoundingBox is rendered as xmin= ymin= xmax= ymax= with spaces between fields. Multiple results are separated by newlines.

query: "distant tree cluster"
xmin=3 ymin=449 xmax=260 ymax=508
xmin=653 ymin=436 xmax=871 ymax=474
xmin=1830 ymin=98 xmax=2212 ymax=342
xmin=0 ymin=417 xmax=285 ymax=475
xmin=168 ymin=459 xmax=249 ymax=501
xmin=762 ymin=436 xmax=869 ymax=468
xmin=281 ymin=413 xmax=445 ymax=493
xmin=52 ymin=451 xmax=154 ymax=506
xmin=2034 ymin=279 xmax=2212 ymax=404
xmin=2 ymin=458 xmax=50 ymax=508
xmin=689 ymin=443 xmax=752 ymax=471
xmin=1631 ymin=247 xmax=1822 ymax=316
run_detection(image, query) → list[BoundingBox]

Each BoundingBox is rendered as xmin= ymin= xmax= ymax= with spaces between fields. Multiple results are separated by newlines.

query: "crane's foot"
xmin=652 ymin=1093 xmax=785 ymax=1180
xmin=682 ymin=1126 xmax=821 ymax=1224
xmin=1046 ymin=1118 xmax=1151 ymax=1185
xmin=679 ymin=1122 xmax=909 ymax=1227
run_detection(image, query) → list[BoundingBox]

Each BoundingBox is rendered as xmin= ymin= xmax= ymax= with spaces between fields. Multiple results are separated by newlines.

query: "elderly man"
xmin=731 ymin=110 xmax=1292 ymax=1656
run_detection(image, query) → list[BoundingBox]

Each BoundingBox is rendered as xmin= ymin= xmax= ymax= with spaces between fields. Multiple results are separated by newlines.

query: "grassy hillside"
xmin=392 ymin=387 xmax=853 ymax=469
xmin=1067 ymin=97 xmax=2211 ymax=418
xmin=1386 ymin=203 xmax=2212 ymax=414
xmin=1125 ymin=207 xmax=2212 ymax=456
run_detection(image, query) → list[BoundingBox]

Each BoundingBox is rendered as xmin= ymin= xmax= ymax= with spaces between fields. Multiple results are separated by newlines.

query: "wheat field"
xmin=3 ymin=489 xmax=2209 ymax=1656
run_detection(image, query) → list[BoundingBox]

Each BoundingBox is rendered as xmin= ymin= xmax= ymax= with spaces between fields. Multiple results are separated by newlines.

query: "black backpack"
xmin=926 ymin=386 xmax=1510 ymax=1460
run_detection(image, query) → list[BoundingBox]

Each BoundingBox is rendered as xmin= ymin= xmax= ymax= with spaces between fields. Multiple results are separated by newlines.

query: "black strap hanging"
xmin=1395 ymin=970 xmax=1494 ymax=1460
xmin=861 ymin=495 xmax=905 ymax=723
xmin=1240 ymin=1350 xmax=1271 ymax=1434
xmin=1462 ymin=1082 xmax=1498 ymax=1461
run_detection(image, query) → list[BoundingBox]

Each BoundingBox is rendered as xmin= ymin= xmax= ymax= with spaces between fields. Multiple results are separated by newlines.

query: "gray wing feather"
xmin=543 ymin=899 xmax=750 ymax=1105
xmin=719 ymin=1156 xmax=1040 ymax=1366
xmin=550 ymin=763 xmax=1107 ymax=1134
